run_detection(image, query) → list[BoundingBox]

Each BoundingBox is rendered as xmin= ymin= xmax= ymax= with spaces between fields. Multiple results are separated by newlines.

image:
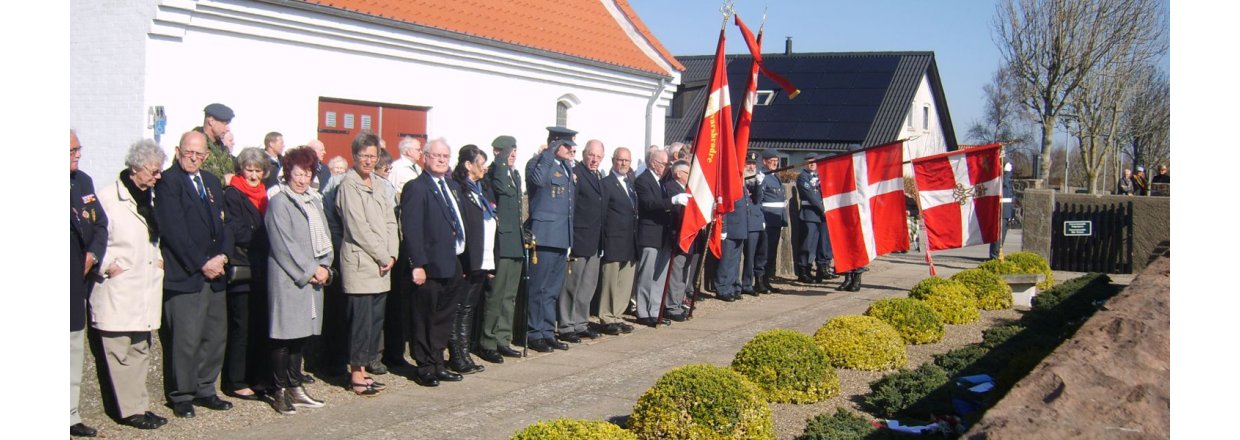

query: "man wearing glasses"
xmin=154 ymin=130 xmax=235 ymax=418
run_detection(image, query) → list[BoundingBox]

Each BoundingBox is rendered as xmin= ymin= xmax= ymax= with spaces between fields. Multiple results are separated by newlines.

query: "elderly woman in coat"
xmin=221 ymin=147 xmax=271 ymax=402
xmin=264 ymin=147 xmax=334 ymax=414
xmin=90 ymin=139 xmax=169 ymax=430
xmin=336 ymin=132 xmax=398 ymax=396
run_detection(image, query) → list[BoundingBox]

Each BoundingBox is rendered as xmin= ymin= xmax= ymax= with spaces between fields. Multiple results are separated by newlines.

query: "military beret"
xmin=203 ymin=103 xmax=234 ymax=121
xmin=491 ymin=135 xmax=516 ymax=149
xmin=745 ymin=150 xmax=760 ymax=163
xmin=761 ymin=149 xmax=779 ymax=160
xmin=805 ymin=153 xmax=819 ymax=161
xmin=546 ymin=126 xmax=577 ymax=147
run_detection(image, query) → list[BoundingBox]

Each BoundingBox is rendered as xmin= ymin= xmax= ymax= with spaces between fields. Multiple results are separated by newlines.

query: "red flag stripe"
xmin=679 ymin=28 xmax=736 ymax=257
xmin=913 ymin=144 xmax=1003 ymax=251
xmin=816 ymin=142 xmax=908 ymax=272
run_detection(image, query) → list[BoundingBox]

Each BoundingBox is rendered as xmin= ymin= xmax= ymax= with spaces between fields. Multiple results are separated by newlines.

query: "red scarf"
xmin=230 ymin=175 xmax=268 ymax=215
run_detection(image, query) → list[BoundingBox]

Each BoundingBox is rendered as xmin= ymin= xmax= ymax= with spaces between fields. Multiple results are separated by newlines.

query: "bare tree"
xmin=994 ymin=0 xmax=1167 ymax=183
xmin=1121 ymin=66 xmax=1171 ymax=174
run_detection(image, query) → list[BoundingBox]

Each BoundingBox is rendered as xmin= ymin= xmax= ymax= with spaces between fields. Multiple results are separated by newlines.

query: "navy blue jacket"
xmin=796 ymin=169 xmax=825 ymax=224
xmin=570 ymin=162 xmax=605 ymax=258
xmin=757 ymin=171 xmax=788 ymax=226
xmin=525 ymin=149 xmax=575 ymax=250
xmin=155 ymin=164 xmax=233 ymax=293
xmin=722 ymin=185 xmax=751 ymax=238
xmin=635 ymin=169 xmax=671 ymax=249
xmin=71 ymin=170 xmax=108 ymax=331
xmin=401 ymin=173 xmax=465 ymax=279
xmin=600 ymin=172 xmax=639 ymax=263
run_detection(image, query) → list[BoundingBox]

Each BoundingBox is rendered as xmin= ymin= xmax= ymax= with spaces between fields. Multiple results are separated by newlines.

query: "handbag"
xmin=226 ymin=265 xmax=252 ymax=284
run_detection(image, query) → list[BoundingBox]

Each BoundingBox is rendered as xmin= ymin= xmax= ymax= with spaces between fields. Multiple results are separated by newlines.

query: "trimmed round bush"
xmin=909 ymin=277 xmax=956 ymax=300
xmin=977 ymin=258 xmax=1020 ymax=276
xmin=813 ymin=316 xmax=907 ymax=371
xmin=628 ymin=364 xmax=774 ymax=440
xmin=951 ymin=268 xmax=1014 ymax=310
xmin=918 ymin=283 xmax=980 ymax=324
xmin=731 ymin=329 xmax=841 ymax=403
xmin=798 ymin=407 xmax=877 ymax=440
xmin=864 ymin=298 xmax=945 ymax=345
xmin=1006 ymin=252 xmax=1054 ymax=290
xmin=511 ymin=419 xmax=636 ymax=440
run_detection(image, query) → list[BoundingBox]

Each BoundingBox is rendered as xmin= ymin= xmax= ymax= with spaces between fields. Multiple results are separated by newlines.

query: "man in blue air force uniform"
xmin=522 ymin=127 xmax=576 ymax=352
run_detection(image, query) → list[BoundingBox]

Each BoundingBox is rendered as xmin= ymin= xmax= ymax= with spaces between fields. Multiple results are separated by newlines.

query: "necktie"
xmin=626 ymin=176 xmax=637 ymax=208
xmin=193 ymin=175 xmax=207 ymax=200
xmin=438 ymin=178 xmax=465 ymax=248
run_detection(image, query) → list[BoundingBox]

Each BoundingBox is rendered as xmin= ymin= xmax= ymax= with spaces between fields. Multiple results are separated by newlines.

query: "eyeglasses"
xmin=357 ymin=154 xmax=378 ymax=161
xmin=142 ymin=166 xmax=162 ymax=176
xmin=427 ymin=153 xmax=451 ymax=160
xmin=181 ymin=150 xmax=208 ymax=159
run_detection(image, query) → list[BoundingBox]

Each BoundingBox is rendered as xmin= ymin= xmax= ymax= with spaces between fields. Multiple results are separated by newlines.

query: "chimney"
xmin=785 ymin=37 xmax=792 ymax=55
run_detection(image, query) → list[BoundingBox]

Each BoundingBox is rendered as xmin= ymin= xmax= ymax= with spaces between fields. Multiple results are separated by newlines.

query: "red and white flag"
xmin=912 ymin=143 xmax=1003 ymax=251
xmin=818 ymin=141 xmax=909 ymax=273
xmin=680 ymin=28 xmax=739 ymax=257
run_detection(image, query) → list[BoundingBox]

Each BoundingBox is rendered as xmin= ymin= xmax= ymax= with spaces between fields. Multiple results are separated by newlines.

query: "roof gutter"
xmin=645 ymin=77 xmax=668 ymax=147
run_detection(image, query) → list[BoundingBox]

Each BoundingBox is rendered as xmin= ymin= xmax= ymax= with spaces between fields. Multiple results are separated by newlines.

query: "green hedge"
xmin=1006 ymin=252 xmax=1054 ymax=290
xmin=909 ymin=276 xmax=956 ymax=300
xmin=797 ymin=408 xmax=878 ymax=440
xmin=731 ymin=329 xmax=841 ymax=404
xmin=864 ymin=298 xmax=945 ymax=345
xmin=511 ymin=419 xmax=636 ymax=440
xmin=813 ymin=316 xmax=907 ymax=371
xmin=863 ymin=363 xmax=950 ymax=419
xmin=628 ymin=364 xmax=773 ymax=440
xmin=951 ymin=269 xmax=1014 ymax=310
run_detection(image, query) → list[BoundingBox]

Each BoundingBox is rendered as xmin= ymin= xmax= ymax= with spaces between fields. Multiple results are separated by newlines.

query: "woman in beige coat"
xmin=90 ymin=139 xmax=169 ymax=430
xmin=335 ymin=132 xmax=398 ymax=395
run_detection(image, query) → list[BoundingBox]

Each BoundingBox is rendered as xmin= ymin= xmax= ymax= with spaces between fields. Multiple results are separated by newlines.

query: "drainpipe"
xmin=645 ymin=77 xmax=668 ymax=148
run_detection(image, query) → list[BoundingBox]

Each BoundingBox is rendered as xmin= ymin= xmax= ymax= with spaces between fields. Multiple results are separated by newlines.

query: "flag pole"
xmin=911 ymin=181 xmax=937 ymax=277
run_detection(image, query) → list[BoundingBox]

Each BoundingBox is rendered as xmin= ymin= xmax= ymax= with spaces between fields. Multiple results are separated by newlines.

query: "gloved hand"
xmin=671 ymin=193 xmax=692 ymax=206
xmin=721 ymin=232 xmax=728 ymax=240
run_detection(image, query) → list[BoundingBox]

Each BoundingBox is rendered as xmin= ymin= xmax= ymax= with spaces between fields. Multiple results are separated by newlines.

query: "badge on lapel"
xmin=81 ymin=194 xmax=96 ymax=205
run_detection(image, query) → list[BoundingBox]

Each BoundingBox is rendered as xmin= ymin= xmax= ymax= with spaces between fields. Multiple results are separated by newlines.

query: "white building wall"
xmin=899 ymin=73 xmax=949 ymax=175
xmin=74 ymin=0 xmax=676 ymax=177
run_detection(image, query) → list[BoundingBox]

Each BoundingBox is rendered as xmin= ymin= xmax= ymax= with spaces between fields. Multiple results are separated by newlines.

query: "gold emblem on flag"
xmin=953 ymin=183 xmax=986 ymax=205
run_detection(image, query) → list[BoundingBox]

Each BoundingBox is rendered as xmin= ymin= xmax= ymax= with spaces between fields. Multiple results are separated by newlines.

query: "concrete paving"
xmin=196 ymin=233 xmax=1050 ymax=439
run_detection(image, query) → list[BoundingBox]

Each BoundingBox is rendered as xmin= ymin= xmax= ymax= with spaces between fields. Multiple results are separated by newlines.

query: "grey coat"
xmin=265 ymin=188 xmax=333 ymax=340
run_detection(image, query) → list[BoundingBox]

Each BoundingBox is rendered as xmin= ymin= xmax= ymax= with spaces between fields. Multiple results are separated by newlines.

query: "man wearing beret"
xmin=193 ymin=103 xmax=238 ymax=183
xmin=754 ymin=150 xmax=787 ymax=294
xmin=474 ymin=136 xmax=527 ymax=363
xmin=522 ymin=127 xmax=576 ymax=352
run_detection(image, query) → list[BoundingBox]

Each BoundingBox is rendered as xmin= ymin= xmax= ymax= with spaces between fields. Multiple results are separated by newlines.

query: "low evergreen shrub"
xmin=864 ymin=298 xmax=945 ymax=345
xmin=813 ymin=316 xmax=907 ymax=371
xmin=863 ymin=363 xmax=950 ymax=419
xmin=950 ymin=269 xmax=1013 ymax=310
xmin=731 ymin=329 xmax=841 ymax=404
xmin=628 ymin=364 xmax=773 ymax=440
xmin=933 ymin=346 xmax=989 ymax=376
xmin=797 ymin=408 xmax=877 ymax=440
xmin=510 ymin=419 xmax=636 ymax=440
xmin=980 ymin=324 xmax=1024 ymax=349
xmin=917 ymin=283 xmax=980 ymax=325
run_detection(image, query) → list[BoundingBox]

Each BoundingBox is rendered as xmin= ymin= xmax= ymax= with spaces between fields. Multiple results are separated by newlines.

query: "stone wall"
xmin=1021 ymin=189 xmax=1169 ymax=273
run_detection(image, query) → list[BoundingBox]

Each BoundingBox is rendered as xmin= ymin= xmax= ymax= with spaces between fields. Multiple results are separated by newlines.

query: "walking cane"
xmin=520 ymin=232 xmax=536 ymax=358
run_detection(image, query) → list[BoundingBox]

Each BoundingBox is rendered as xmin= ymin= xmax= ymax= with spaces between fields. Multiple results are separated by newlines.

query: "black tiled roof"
xmin=665 ymin=51 xmax=957 ymax=154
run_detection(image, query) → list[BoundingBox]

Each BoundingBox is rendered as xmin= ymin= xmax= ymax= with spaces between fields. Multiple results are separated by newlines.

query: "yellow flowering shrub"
xmin=864 ymin=298 xmax=945 ymax=345
xmin=813 ymin=316 xmax=907 ymax=371
xmin=730 ymin=329 xmax=841 ymax=403
xmin=628 ymin=364 xmax=773 ymax=440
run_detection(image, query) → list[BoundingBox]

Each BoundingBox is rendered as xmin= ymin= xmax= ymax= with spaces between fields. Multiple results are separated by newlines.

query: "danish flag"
xmin=817 ymin=141 xmax=909 ymax=273
xmin=912 ymin=143 xmax=1002 ymax=251
xmin=679 ymin=28 xmax=739 ymax=257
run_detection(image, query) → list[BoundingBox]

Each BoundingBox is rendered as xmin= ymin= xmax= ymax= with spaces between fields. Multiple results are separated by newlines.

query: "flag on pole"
xmin=680 ymin=28 xmax=739 ymax=257
xmin=912 ymin=143 xmax=1003 ymax=251
xmin=733 ymin=24 xmax=761 ymax=165
xmin=818 ymin=141 xmax=909 ymax=273
xmin=734 ymin=14 xmax=801 ymax=99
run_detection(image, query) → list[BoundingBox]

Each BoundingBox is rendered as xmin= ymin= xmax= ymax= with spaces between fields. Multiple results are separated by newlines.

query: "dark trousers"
xmin=716 ymin=238 xmax=745 ymax=296
xmin=760 ymin=222 xmax=783 ymax=280
xmin=411 ymin=276 xmax=461 ymax=376
xmin=742 ymin=230 xmax=761 ymax=289
xmin=223 ymin=286 xmax=268 ymax=392
xmin=527 ymin=247 xmax=566 ymax=341
xmin=346 ymin=293 xmax=386 ymax=368
xmin=314 ymin=280 xmax=348 ymax=374
xmin=383 ymin=257 xmax=412 ymax=365
xmin=269 ymin=337 xmax=306 ymax=389
xmin=798 ymin=221 xmax=831 ymax=268
xmin=989 ymin=216 xmax=1012 ymax=259
xmin=161 ymin=284 xmax=227 ymax=404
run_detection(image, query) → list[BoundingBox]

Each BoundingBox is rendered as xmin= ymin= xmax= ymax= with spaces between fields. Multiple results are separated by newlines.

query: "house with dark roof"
xmin=71 ymin=0 xmax=682 ymax=176
xmin=666 ymin=50 xmax=958 ymax=168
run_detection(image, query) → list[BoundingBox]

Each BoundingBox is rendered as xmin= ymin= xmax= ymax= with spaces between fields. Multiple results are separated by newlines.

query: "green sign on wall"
xmin=1064 ymin=220 xmax=1092 ymax=236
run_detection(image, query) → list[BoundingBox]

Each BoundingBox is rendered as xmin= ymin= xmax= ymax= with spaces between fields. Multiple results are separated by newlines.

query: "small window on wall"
xmin=361 ymin=114 xmax=372 ymax=131
xmin=922 ymin=106 xmax=930 ymax=130
xmin=755 ymin=90 xmax=776 ymax=106
xmin=345 ymin=113 xmax=355 ymax=129
xmin=326 ymin=112 xmax=337 ymax=128
xmin=906 ymin=105 xmax=914 ymax=128
xmin=556 ymin=101 xmax=569 ymax=127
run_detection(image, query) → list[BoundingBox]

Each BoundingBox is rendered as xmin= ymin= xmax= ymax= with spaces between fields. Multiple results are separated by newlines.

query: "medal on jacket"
xmin=81 ymin=193 xmax=96 ymax=204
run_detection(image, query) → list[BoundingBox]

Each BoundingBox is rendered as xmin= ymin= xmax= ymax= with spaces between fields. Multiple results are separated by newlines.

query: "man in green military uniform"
xmin=474 ymin=136 xmax=527 ymax=363
xmin=193 ymin=103 xmax=237 ymax=183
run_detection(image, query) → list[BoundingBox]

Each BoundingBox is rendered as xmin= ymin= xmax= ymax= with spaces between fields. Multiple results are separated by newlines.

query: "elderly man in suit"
xmin=560 ymin=140 xmax=606 ymax=343
xmin=400 ymin=138 xmax=468 ymax=387
xmin=523 ymin=127 xmax=577 ymax=352
xmin=71 ymin=130 xmax=108 ymax=437
xmin=474 ymin=137 xmax=527 ymax=363
xmin=155 ymin=130 xmax=236 ymax=418
xmin=634 ymin=147 xmax=678 ymax=327
xmin=663 ymin=160 xmax=696 ymax=321
xmin=596 ymin=147 xmax=640 ymax=335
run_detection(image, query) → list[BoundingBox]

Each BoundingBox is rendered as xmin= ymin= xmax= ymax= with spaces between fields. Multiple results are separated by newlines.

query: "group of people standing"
xmin=69 ymin=104 xmax=855 ymax=437
xmin=1116 ymin=165 xmax=1169 ymax=196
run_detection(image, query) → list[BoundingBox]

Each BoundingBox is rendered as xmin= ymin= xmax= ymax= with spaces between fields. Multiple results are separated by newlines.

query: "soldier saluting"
xmin=523 ymin=127 xmax=577 ymax=353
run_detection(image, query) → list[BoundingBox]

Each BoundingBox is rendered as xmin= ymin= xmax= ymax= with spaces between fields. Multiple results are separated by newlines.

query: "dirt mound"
xmin=965 ymin=256 xmax=1170 ymax=439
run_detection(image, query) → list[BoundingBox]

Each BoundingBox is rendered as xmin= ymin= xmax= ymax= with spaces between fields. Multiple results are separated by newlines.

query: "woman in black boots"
xmin=449 ymin=145 xmax=495 ymax=375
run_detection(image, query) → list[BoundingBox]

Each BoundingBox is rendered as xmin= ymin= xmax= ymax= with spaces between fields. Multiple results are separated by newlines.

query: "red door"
xmin=318 ymin=98 xmax=429 ymax=166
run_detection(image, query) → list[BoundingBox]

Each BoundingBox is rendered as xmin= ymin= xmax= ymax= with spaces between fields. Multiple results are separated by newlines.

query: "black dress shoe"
xmin=172 ymin=402 xmax=195 ymax=418
xmin=412 ymin=372 xmax=439 ymax=387
xmin=526 ymin=338 xmax=553 ymax=353
xmin=435 ymin=367 xmax=463 ymax=382
xmin=579 ymin=329 xmax=600 ymax=339
xmin=754 ymin=283 xmax=769 ymax=294
xmin=144 ymin=411 xmax=168 ymax=427
xmin=634 ymin=317 xmax=653 ymax=326
xmin=191 ymin=395 xmax=233 ymax=411
xmin=557 ymin=332 xmax=581 ymax=343
xmin=474 ymin=348 xmax=504 ymax=364
xmin=120 ymin=413 xmax=162 ymax=430
xmin=618 ymin=322 xmax=634 ymax=333
xmin=70 ymin=423 xmax=97 ymax=437
xmin=743 ymin=288 xmax=759 ymax=297
xmin=719 ymin=294 xmax=737 ymax=302
xmin=497 ymin=345 xmax=523 ymax=357
xmin=666 ymin=313 xmax=687 ymax=322
xmin=548 ymin=339 xmax=570 ymax=350
xmin=367 ymin=360 xmax=389 ymax=375
xmin=302 ymin=373 xmax=316 ymax=384
xmin=600 ymin=324 xmax=621 ymax=335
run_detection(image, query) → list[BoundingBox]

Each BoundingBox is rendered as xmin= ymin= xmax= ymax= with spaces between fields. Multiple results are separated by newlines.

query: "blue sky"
xmin=629 ymin=0 xmax=1014 ymax=140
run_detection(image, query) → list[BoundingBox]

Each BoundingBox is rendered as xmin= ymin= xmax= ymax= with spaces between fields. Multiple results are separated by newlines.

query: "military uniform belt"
xmin=761 ymin=202 xmax=786 ymax=208
xmin=1001 ymin=198 xmax=1013 ymax=203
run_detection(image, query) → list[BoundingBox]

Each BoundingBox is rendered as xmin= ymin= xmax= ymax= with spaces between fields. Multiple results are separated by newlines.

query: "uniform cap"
xmin=491 ymin=135 xmax=516 ymax=149
xmin=761 ymin=150 xmax=779 ymax=160
xmin=745 ymin=150 xmax=760 ymax=163
xmin=203 ymin=103 xmax=234 ymax=121
xmin=546 ymin=126 xmax=577 ymax=147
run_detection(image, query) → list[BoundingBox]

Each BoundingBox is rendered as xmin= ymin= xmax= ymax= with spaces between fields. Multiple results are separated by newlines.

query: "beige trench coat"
xmin=336 ymin=169 xmax=398 ymax=294
xmin=90 ymin=180 xmax=164 ymax=332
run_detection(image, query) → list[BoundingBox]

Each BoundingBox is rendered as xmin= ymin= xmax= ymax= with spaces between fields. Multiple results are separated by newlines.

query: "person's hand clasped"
xmin=106 ymin=262 xmax=125 ymax=278
xmin=379 ymin=257 xmax=395 ymax=276
xmin=412 ymin=267 xmax=427 ymax=286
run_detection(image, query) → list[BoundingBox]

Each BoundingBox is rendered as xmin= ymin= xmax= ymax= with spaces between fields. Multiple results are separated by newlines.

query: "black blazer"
xmin=599 ymin=172 xmax=639 ymax=263
xmin=570 ymin=162 xmax=605 ymax=258
xmin=663 ymin=178 xmax=686 ymax=245
xmin=70 ymin=170 xmax=108 ymax=331
xmin=454 ymin=175 xmax=490 ymax=273
xmin=401 ymin=173 xmax=464 ymax=279
xmin=223 ymin=186 xmax=269 ymax=292
xmin=635 ymin=169 xmax=671 ymax=249
xmin=155 ymin=164 xmax=234 ymax=293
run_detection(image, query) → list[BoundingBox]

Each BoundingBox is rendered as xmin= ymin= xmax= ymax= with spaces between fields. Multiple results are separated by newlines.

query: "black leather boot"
xmin=847 ymin=271 xmax=862 ymax=292
xmin=459 ymin=302 xmax=484 ymax=373
xmin=835 ymin=272 xmax=853 ymax=291
xmin=448 ymin=305 xmax=483 ymax=375
xmin=764 ymin=276 xmax=782 ymax=293
xmin=796 ymin=266 xmax=813 ymax=283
